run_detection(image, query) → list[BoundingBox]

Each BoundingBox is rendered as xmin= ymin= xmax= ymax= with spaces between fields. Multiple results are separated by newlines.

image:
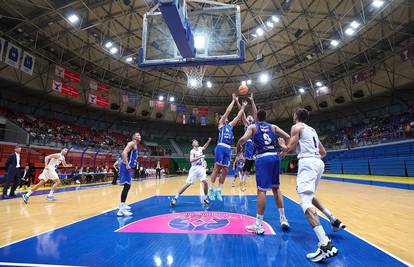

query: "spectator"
xmin=2 ymin=145 xmax=22 ymax=199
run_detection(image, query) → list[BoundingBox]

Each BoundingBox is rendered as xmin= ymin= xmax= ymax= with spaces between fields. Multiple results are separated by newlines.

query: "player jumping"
xmin=280 ymin=108 xmax=344 ymax=262
xmin=170 ymin=137 xmax=212 ymax=207
xmin=22 ymin=148 xmax=72 ymax=203
xmin=117 ymin=132 xmax=141 ymax=217
xmin=208 ymin=95 xmax=247 ymax=201
xmin=237 ymin=109 xmax=291 ymax=234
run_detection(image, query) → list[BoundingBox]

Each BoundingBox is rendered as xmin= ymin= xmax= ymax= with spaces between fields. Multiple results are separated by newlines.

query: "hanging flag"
xmin=200 ymin=116 xmax=207 ymax=126
xmin=176 ymin=105 xmax=186 ymax=113
xmin=5 ymin=42 xmax=21 ymax=69
xmin=51 ymin=80 xmax=80 ymax=98
xmin=0 ymin=38 xmax=5 ymax=62
xmin=192 ymin=107 xmax=198 ymax=115
xmin=352 ymin=68 xmax=375 ymax=84
xmin=20 ymin=51 xmax=35 ymax=75
xmin=170 ymin=103 xmax=176 ymax=112
xmin=155 ymin=101 xmax=165 ymax=110
xmin=190 ymin=115 xmax=196 ymax=125
xmin=89 ymin=79 xmax=109 ymax=94
xmin=88 ymin=93 xmax=109 ymax=108
xmin=197 ymin=106 xmax=208 ymax=116
xmin=55 ymin=65 xmax=80 ymax=84
xmin=122 ymin=93 xmax=138 ymax=103
xmin=149 ymin=100 xmax=155 ymax=108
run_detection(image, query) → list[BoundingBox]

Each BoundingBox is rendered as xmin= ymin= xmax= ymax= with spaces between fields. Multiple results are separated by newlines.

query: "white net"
xmin=181 ymin=65 xmax=207 ymax=89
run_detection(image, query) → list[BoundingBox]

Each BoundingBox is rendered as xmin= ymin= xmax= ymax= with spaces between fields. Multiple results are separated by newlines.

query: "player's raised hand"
xmin=232 ymin=93 xmax=237 ymax=101
xmin=208 ymin=137 xmax=212 ymax=142
xmin=242 ymin=100 xmax=248 ymax=107
xmin=248 ymin=93 xmax=254 ymax=101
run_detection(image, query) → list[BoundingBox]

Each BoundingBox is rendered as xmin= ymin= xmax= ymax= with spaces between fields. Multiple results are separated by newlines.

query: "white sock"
xmin=201 ymin=195 xmax=207 ymax=201
xmin=209 ymin=183 xmax=214 ymax=190
xmin=48 ymin=190 xmax=54 ymax=197
xmin=279 ymin=208 xmax=286 ymax=220
xmin=218 ymin=183 xmax=223 ymax=190
xmin=119 ymin=202 xmax=125 ymax=210
xmin=313 ymin=225 xmax=329 ymax=246
xmin=26 ymin=190 xmax=33 ymax=197
xmin=175 ymin=193 xmax=180 ymax=199
xmin=322 ymin=208 xmax=336 ymax=222
xmin=256 ymin=214 xmax=264 ymax=226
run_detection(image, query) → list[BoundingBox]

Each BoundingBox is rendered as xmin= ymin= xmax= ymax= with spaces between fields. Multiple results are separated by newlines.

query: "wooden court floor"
xmin=1 ymin=175 xmax=413 ymax=265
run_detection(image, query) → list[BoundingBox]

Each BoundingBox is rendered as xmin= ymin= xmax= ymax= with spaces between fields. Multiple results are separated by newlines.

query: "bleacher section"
xmin=325 ymin=141 xmax=414 ymax=176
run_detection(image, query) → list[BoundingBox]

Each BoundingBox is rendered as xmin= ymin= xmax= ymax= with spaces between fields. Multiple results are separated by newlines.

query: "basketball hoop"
xmin=181 ymin=65 xmax=206 ymax=89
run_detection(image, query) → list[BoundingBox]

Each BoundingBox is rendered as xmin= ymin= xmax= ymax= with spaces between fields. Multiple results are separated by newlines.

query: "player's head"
xmin=133 ymin=132 xmax=141 ymax=142
xmin=61 ymin=148 xmax=69 ymax=155
xmin=257 ymin=110 xmax=267 ymax=122
xmin=294 ymin=108 xmax=309 ymax=123
xmin=14 ymin=145 xmax=21 ymax=154
xmin=247 ymin=115 xmax=254 ymax=124
xmin=192 ymin=139 xmax=199 ymax=148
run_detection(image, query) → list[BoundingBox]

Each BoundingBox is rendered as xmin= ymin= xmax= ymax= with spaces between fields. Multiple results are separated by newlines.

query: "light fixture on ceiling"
xmin=350 ymin=20 xmax=360 ymax=29
xmin=330 ymin=39 xmax=339 ymax=47
xmin=247 ymin=79 xmax=252 ymax=85
xmin=266 ymin=21 xmax=274 ymax=28
xmin=372 ymin=0 xmax=384 ymax=8
xmin=68 ymin=14 xmax=79 ymax=24
xmin=109 ymin=47 xmax=118 ymax=54
xmin=126 ymin=57 xmax=133 ymax=62
xmin=158 ymin=95 xmax=164 ymax=101
xmin=206 ymin=81 xmax=212 ymax=88
xmin=259 ymin=73 xmax=269 ymax=83
xmin=169 ymin=96 xmax=175 ymax=102
xmin=189 ymin=79 xmax=197 ymax=88
xmin=271 ymin=15 xmax=279 ymax=22
xmin=194 ymin=35 xmax=206 ymax=49
xmin=105 ymin=41 xmax=113 ymax=48
xmin=241 ymin=81 xmax=247 ymax=86
xmin=345 ymin=28 xmax=355 ymax=36
xmin=298 ymin=88 xmax=305 ymax=94
xmin=315 ymin=81 xmax=323 ymax=87
xmin=256 ymin=27 xmax=264 ymax=36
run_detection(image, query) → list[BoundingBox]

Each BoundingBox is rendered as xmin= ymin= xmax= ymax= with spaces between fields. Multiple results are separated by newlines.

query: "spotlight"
xmin=206 ymin=81 xmax=212 ymax=88
xmin=256 ymin=27 xmax=264 ymax=36
xmin=169 ymin=96 xmax=175 ymax=102
xmin=350 ymin=20 xmax=360 ymax=29
xmin=189 ymin=79 xmax=197 ymax=87
xmin=298 ymin=88 xmax=305 ymax=94
xmin=271 ymin=16 xmax=279 ymax=22
xmin=372 ymin=0 xmax=384 ymax=8
xmin=330 ymin=40 xmax=339 ymax=47
xmin=247 ymin=79 xmax=252 ymax=85
xmin=109 ymin=47 xmax=118 ymax=54
xmin=241 ymin=81 xmax=246 ymax=86
xmin=105 ymin=41 xmax=113 ymax=48
xmin=158 ymin=95 xmax=164 ymax=101
xmin=68 ymin=14 xmax=79 ymax=24
xmin=259 ymin=73 xmax=269 ymax=83
xmin=266 ymin=21 xmax=274 ymax=28
xmin=126 ymin=57 xmax=133 ymax=62
xmin=345 ymin=28 xmax=355 ymax=36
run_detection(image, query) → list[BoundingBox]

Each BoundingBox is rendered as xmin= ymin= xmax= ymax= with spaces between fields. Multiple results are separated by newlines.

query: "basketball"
xmin=239 ymin=84 xmax=249 ymax=95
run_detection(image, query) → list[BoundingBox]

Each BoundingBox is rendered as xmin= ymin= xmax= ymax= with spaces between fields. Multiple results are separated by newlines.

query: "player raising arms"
xmin=22 ymin=148 xmax=72 ymax=203
xmin=280 ymin=108 xmax=344 ymax=262
xmin=117 ymin=132 xmax=141 ymax=217
xmin=237 ymin=109 xmax=290 ymax=234
xmin=170 ymin=137 xmax=212 ymax=207
xmin=209 ymin=94 xmax=247 ymax=201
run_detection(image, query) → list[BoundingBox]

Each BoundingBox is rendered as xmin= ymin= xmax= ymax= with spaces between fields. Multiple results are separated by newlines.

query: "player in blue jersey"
xmin=231 ymin=154 xmax=244 ymax=188
xmin=117 ymin=132 xmax=141 ymax=217
xmin=235 ymin=93 xmax=258 ymax=190
xmin=237 ymin=109 xmax=291 ymax=234
xmin=209 ymin=94 xmax=247 ymax=201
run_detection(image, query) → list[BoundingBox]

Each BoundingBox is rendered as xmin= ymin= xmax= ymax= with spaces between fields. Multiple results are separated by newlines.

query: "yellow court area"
xmin=1 ymin=175 xmax=413 ymax=265
xmin=323 ymin=173 xmax=414 ymax=184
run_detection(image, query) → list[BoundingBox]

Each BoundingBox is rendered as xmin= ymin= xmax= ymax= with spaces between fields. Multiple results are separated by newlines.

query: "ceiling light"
xmin=372 ymin=0 xmax=384 ymax=8
xmin=298 ymin=88 xmax=305 ymax=94
xmin=345 ymin=28 xmax=355 ymax=36
xmin=259 ymin=73 xmax=269 ymax=83
xmin=109 ymin=47 xmax=118 ymax=54
xmin=350 ymin=20 xmax=360 ymax=29
xmin=194 ymin=35 xmax=206 ymax=49
xmin=241 ymin=81 xmax=246 ymax=86
xmin=206 ymin=81 xmax=212 ymax=88
xmin=158 ymin=95 xmax=164 ymax=101
xmin=126 ymin=57 xmax=133 ymax=62
xmin=266 ymin=21 xmax=274 ymax=28
xmin=256 ymin=27 xmax=264 ymax=36
xmin=105 ymin=41 xmax=113 ymax=48
xmin=330 ymin=39 xmax=339 ymax=47
xmin=169 ymin=96 xmax=175 ymax=102
xmin=68 ymin=14 xmax=79 ymax=24
xmin=315 ymin=81 xmax=323 ymax=87
xmin=189 ymin=79 xmax=197 ymax=87
xmin=17 ymin=28 xmax=23 ymax=32
xmin=251 ymin=34 xmax=257 ymax=38
xmin=271 ymin=15 xmax=279 ymax=22
xmin=247 ymin=79 xmax=252 ymax=85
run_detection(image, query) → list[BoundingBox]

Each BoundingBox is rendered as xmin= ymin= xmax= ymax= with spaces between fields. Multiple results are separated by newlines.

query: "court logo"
xmin=116 ymin=211 xmax=275 ymax=235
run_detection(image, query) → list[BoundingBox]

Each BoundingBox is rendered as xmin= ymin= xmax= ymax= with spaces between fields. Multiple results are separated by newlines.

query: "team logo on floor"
xmin=116 ymin=211 xmax=275 ymax=235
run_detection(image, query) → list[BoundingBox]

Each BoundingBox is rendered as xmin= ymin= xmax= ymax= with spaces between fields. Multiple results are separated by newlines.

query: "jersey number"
xmin=312 ymin=136 xmax=318 ymax=148
xmin=263 ymin=133 xmax=272 ymax=145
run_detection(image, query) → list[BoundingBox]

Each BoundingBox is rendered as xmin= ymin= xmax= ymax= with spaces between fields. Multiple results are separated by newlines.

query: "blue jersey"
xmin=244 ymin=125 xmax=255 ymax=159
xmin=237 ymin=158 xmax=245 ymax=169
xmin=253 ymin=122 xmax=277 ymax=155
xmin=123 ymin=145 xmax=139 ymax=168
xmin=218 ymin=123 xmax=233 ymax=145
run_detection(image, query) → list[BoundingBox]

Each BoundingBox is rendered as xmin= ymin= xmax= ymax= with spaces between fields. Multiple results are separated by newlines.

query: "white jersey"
xmin=296 ymin=124 xmax=321 ymax=159
xmin=47 ymin=154 xmax=65 ymax=170
xmin=190 ymin=147 xmax=204 ymax=167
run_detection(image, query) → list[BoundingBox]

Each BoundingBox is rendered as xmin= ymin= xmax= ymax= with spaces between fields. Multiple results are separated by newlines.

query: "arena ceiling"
xmin=0 ymin=0 xmax=413 ymax=108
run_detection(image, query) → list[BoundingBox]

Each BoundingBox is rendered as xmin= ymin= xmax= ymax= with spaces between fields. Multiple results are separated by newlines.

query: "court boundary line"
xmin=0 ymin=196 xmax=151 ymax=249
xmin=282 ymin=194 xmax=413 ymax=267
xmin=0 ymin=262 xmax=86 ymax=267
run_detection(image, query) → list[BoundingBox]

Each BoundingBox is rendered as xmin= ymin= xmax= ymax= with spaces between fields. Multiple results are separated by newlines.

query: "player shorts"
xmin=244 ymin=140 xmax=254 ymax=160
xmin=119 ymin=163 xmax=134 ymax=185
xmin=296 ymin=157 xmax=325 ymax=194
xmin=242 ymin=159 xmax=254 ymax=172
xmin=255 ymin=152 xmax=280 ymax=191
xmin=186 ymin=166 xmax=207 ymax=184
xmin=38 ymin=168 xmax=59 ymax=181
xmin=214 ymin=143 xmax=232 ymax=167
xmin=234 ymin=168 xmax=240 ymax=177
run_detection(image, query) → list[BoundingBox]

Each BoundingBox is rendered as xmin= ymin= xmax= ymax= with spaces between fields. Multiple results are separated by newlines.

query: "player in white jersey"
xmin=22 ymin=148 xmax=72 ymax=203
xmin=280 ymin=108 xmax=345 ymax=263
xmin=170 ymin=137 xmax=212 ymax=207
